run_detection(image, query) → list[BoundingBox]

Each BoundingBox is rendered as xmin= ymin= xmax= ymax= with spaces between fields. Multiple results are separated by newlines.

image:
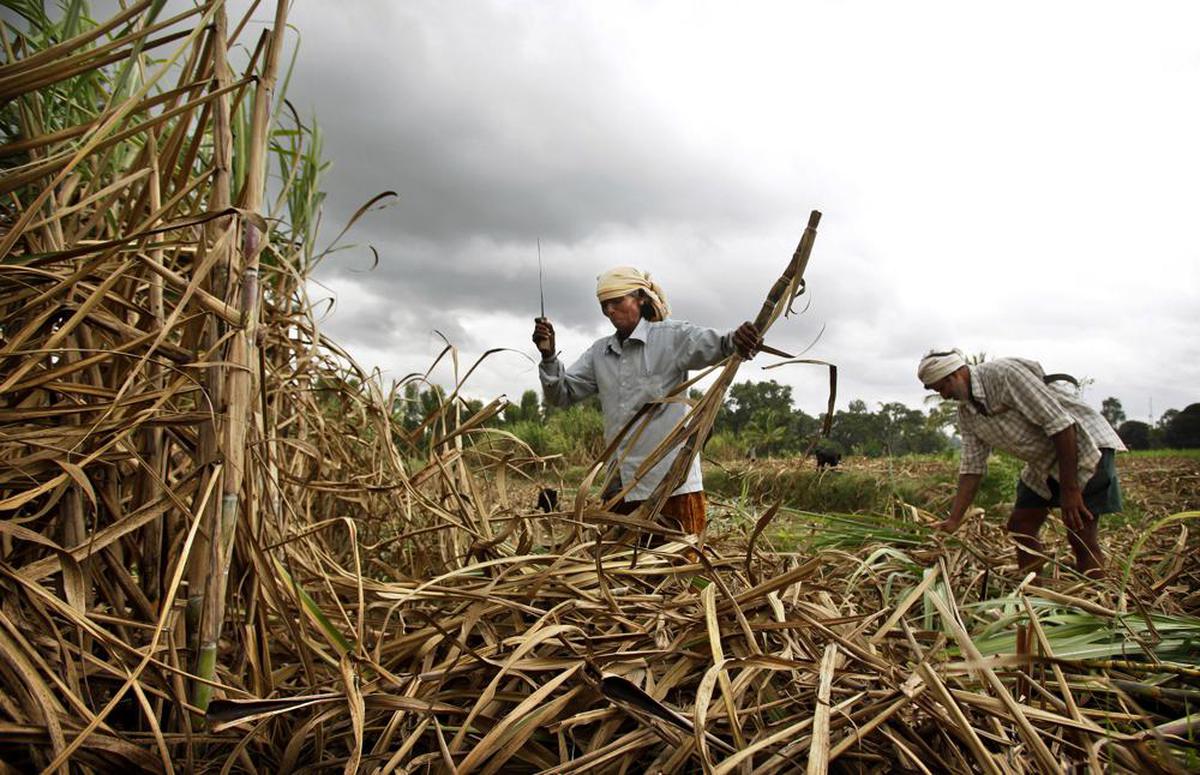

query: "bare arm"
xmin=1052 ymin=424 xmax=1091 ymax=531
xmin=936 ymin=473 xmax=983 ymax=533
xmin=944 ymin=419 xmax=989 ymax=533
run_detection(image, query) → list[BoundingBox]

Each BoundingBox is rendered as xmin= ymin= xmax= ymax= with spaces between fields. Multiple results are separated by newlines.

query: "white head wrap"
xmin=595 ymin=266 xmax=670 ymax=321
xmin=917 ymin=349 xmax=967 ymax=387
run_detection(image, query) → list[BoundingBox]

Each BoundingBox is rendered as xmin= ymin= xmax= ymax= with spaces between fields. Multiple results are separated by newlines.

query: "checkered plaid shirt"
xmin=956 ymin=358 xmax=1125 ymax=499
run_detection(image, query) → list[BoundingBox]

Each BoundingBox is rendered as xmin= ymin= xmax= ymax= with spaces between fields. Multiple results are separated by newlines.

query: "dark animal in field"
xmin=536 ymin=488 xmax=559 ymax=513
xmin=815 ymin=449 xmax=842 ymax=469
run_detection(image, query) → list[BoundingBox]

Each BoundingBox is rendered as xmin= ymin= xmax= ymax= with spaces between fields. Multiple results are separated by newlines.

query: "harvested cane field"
xmin=2 ymin=4 xmax=1199 ymax=774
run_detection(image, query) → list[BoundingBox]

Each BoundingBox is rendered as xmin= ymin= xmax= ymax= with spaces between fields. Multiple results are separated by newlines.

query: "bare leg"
xmin=1065 ymin=515 xmax=1105 ymax=579
xmin=1007 ymin=508 xmax=1050 ymax=575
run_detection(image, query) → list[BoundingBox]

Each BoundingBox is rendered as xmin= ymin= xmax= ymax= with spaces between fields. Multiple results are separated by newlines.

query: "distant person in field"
xmin=532 ymin=267 xmax=760 ymax=537
xmin=918 ymin=349 xmax=1125 ymax=578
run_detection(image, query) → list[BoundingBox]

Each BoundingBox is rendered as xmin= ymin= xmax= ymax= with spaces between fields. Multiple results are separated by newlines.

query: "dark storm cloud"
xmin=283 ymin=2 xmax=782 ymax=248
xmin=272 ymin=0 xmax=809 ymax=356
xmin=313 ymin=233 xmax=605 ymax=332
xmin=262 ymin=0 xmax=1199 ymax=416
xmin=308 ymin=274 xmax=466 ymax=354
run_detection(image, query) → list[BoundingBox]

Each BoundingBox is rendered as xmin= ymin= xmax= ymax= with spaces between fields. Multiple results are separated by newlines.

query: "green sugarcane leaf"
xmin=272 ymin=555 xmax=354 ymax=656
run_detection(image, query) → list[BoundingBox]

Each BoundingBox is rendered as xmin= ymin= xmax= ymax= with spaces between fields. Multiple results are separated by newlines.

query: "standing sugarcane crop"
xmin=533 ymin=267 xmax=760 ymax=537
xmin=919 ymin=349 xmax=1126 ymax=578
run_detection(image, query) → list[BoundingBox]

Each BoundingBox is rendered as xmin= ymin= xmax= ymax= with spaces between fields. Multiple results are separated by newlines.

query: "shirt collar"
xmin=605 ymin=318 xmax=651 ymax=354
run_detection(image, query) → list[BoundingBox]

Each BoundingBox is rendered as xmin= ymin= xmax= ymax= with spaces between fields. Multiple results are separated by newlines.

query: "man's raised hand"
xmin=733 ymin=321 xmax=761 ymax=359
xmin=532 ymin=317 xmax=556 ymax=358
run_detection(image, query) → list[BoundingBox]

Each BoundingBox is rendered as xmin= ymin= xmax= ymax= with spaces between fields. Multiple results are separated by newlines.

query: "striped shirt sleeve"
xmin=958 ymin=409 xmax=991 ymax=476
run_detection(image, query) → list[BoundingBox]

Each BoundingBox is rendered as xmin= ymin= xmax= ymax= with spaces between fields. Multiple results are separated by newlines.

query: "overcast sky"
xmin=273 ymin=1 xmax=1198 ymax=422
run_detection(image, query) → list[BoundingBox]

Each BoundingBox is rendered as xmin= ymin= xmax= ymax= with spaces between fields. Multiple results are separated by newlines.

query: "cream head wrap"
xmin=917 ymin=349 xmax=967 ymax=387
xmin=595 ymin=266 xmax=670 ymax=321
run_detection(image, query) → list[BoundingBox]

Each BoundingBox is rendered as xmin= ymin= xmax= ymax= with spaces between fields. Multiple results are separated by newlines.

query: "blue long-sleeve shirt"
xmin=539 ymin=317 xmax=735 ymax=501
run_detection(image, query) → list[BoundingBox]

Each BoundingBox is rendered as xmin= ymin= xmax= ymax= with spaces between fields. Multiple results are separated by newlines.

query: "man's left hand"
xmin=1059 ymin=487 xmax=1093 ymax=532
xmin=733 ymin=321 xmax=761 ymax=359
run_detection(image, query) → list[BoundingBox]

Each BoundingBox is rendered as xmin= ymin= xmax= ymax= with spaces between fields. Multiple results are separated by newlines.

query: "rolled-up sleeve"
xmin=1001 ymin=363 xmax=1074 ymax=436
xmin=539 ymin=350 xmax=598 ymax=408
xmin=958 ymin=416 xmax=991 ymax=476
xmin=675 ymin=321 xmax=734 ymax=371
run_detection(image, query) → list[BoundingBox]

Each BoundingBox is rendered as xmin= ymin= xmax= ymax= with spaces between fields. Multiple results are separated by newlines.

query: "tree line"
xmin=391 ymin=382 xmax=1199 ymax=462
xmin=1101 ymin=397 xmax=1200 ymax=450
xmin=711 ymin=380 xmax=952 ymax=458
xmin=397 ymin=379 xmax=953 ymax=462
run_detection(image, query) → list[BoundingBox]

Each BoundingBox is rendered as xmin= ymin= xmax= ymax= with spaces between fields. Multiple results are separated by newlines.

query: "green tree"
xmin=547 ymin=403 xmax=606 ymax=459
xmin=398 ymin=382 xmax=424 ymax=430
xmin=789 ymin=408 xmax=820 ymax=441
xmin=926 ymin=401 xmax=958 ymax=436
xmin=505 ymin=389 xmax=542 ymax=424
xmin=1100 ymin=397 xmax=1125 ymax=429
xmin=721 ymin=380 xmax=794 ymax=434
xmin=744 ymin=409 xmax=789 ymax=457
xmin=828 ymin=399 xmax=950 ymax=457
xmin=1153 ymin=408 xmax=1179 ymax=448
xmin=1163 ymin=403 xmax=1200 ymax=448
xmin=1117 ymin=420 xmax=1152 ymax=450
xmin=831 ymin=400 xmax=885 ymax=456
xmin=874 ymin=402 xmax=947 ymax=455
xmin=419 ymin=384 xmax=447 ymax=421
xmin=462 ymin=397 xmax=484 ymax=420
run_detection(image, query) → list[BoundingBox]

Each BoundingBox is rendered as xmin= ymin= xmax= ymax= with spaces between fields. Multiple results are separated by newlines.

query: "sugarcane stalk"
xmin=187 ymin=0 xmax=234 ymax=718
xmin=138 ymin=125 xmax=166 ymax=605
xmin=191 ymin=0 xmax=286 ymax=719
xmin=634 ymin=210 xmax=822 ymax=525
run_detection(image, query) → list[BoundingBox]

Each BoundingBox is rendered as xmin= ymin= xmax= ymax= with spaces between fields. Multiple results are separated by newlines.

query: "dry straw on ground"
xmin=2 ymin=3 xmax=1198 ymax=773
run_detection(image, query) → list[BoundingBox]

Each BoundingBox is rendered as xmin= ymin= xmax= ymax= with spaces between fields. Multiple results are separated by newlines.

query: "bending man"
xmin=919 ymin=349 xmax=1125 ymax=578
xmin=533 ymin=267 xmax=759 ymax=537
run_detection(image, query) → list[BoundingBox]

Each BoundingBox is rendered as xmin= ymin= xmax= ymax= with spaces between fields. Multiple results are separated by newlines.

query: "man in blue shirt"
xmin=533 ymin=266 xmax=759 ymax=536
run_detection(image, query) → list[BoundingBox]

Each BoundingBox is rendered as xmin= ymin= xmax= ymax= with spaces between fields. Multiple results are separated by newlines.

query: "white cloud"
xmin=275 ymin=1 xmax=1199 ymax=420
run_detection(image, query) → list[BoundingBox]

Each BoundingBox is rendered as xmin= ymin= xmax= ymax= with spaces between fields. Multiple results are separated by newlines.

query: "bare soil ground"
xmin=1116 ymin=454 xmax=1200 ymax=517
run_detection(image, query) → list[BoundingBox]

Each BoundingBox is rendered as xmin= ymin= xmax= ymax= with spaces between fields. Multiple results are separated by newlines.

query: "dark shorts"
xmin=1014 ymin=448 xmax=1122 ymax=515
